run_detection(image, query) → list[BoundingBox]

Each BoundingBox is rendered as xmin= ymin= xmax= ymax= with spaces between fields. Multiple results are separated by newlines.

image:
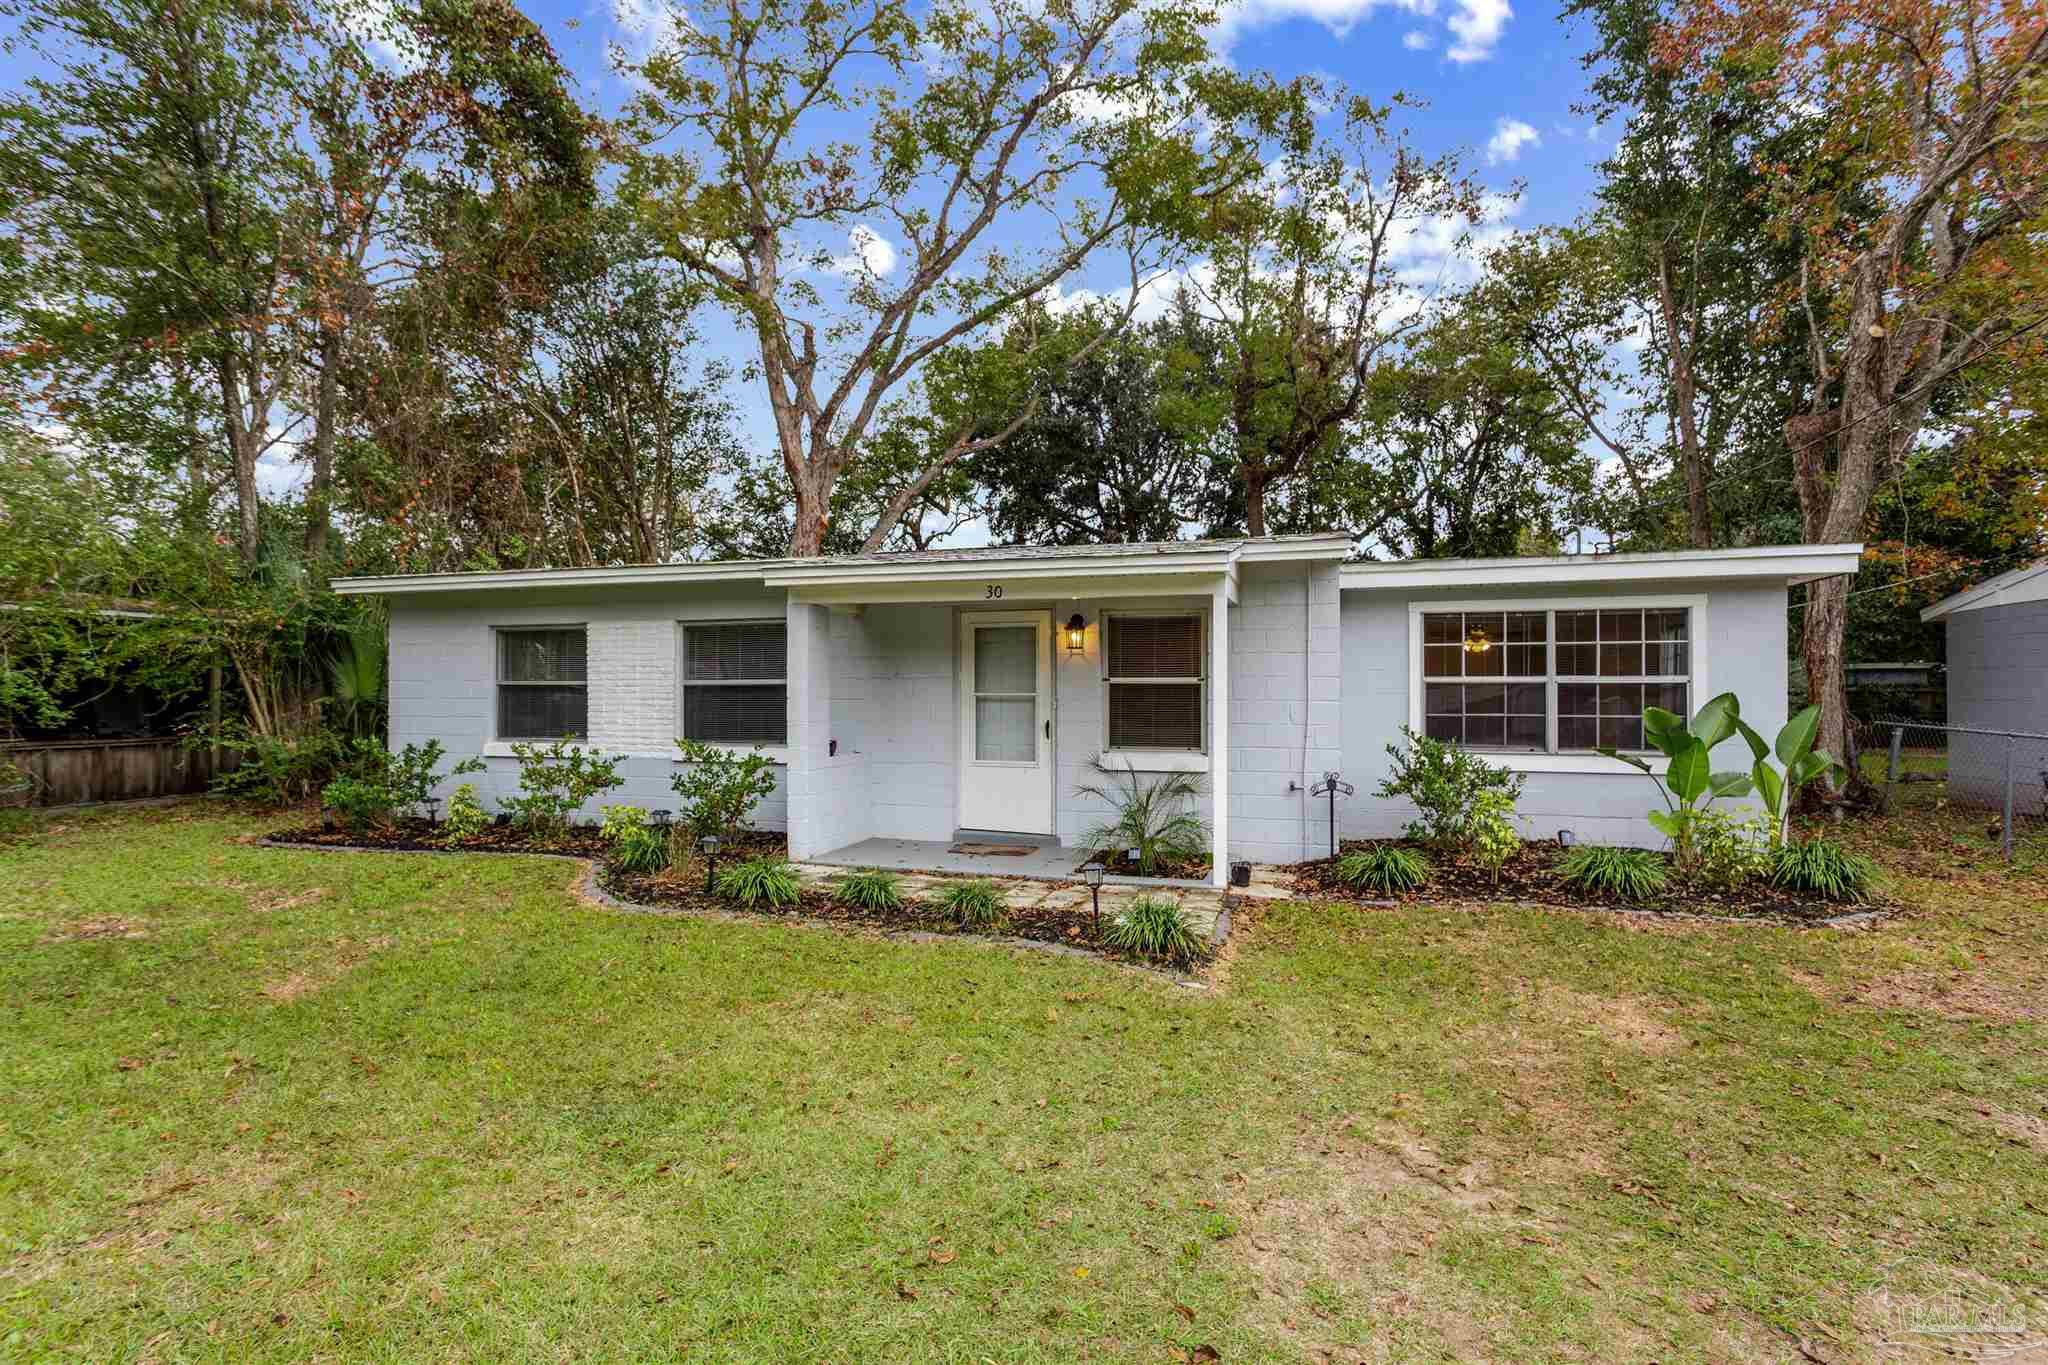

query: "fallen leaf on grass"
xmin=894 ymin=1281 xmax=918 ymax=1301
xmin=1172 ymin=1302 xmax=1196 ymax=1324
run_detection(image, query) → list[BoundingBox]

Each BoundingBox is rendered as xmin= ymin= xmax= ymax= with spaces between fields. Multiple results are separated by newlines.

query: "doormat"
xmin=947 ymin=842 xmax=1036 ymax=856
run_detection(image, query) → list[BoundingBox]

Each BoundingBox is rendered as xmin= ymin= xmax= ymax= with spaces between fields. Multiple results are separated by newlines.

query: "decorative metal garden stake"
xmin=1082 ymin=862 xmax=1106 ymax=934
xmin=1309 ymin=771 xmax=1353 ymax=859
xmin=699 ymin=834 xmax=720 ymax=894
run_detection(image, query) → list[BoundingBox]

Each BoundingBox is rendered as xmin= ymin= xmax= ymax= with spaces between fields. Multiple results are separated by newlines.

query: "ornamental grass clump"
xmin=939 ymin=879 xmax=1004 ymax=930
xmin=714 ymin=857 xmax=802 ymax=908
xmin=836 ymin=868 xmax=904 ymax=911
xmin=1333 ymin=844 xmax=1429 ymax=895
xmin=1558 ymin=845 xmax=1668 ymax=901
xmin=1103 ymin=895 xmax=1208 ymax=967
xmin=1768 ymin=838 xmax=1880 ymax=902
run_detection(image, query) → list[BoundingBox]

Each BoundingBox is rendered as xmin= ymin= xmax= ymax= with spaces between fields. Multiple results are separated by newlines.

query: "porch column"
xmin=784 ymin=600 xmax=833 ymax=860
xmin=1210 ymin=578 xmax=1230 ymax=888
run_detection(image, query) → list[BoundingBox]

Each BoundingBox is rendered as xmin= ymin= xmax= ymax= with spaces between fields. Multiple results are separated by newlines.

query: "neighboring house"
xmin=334 ymin=536 xmax=1865 ymax=886
xmin=1920 ymin=559 xmax=2048 ymax=809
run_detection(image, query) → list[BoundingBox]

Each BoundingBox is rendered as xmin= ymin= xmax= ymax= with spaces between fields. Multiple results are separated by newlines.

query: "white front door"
xmin=957 ymin=610 xmax=1055 ymax=835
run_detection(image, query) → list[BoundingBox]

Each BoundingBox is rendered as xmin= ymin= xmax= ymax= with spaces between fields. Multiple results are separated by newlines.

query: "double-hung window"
xmin=1419 ymin=604 xmax=1695 ymax=755
xmin=681 ymin=621 xmax=787 ymax=746
xmin=1105 ymin=614 xmax=1205 ymax=752
xmin=497 ymin=628 xmax=588 ymax=740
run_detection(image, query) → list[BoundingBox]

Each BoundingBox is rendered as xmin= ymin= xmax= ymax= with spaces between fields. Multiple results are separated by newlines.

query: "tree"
xmin=956 ymin=303 xmax=1214 ymax=545
xmin=1660 ymin=0 xmax=2048 ymax=779
xmin=617 ymin=0 xmax=1278 ymax=555
xmin=1181 ymin=84 xmax=1488 ymax=536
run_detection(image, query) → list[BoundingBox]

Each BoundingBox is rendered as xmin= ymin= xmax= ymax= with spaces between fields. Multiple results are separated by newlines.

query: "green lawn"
xmin=3 ymin=804 xmax=2045 ymax=1362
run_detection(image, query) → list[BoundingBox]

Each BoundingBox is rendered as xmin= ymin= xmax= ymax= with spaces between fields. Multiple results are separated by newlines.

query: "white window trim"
xmin=678 ymin=618 xmax=789 ymax=751
xmin=491 ymin=623 xmax=590 ymax=746
xmin=1405 ymin=595 xmax=1710 ymax=774
xmin=1100 ymin=609 xmax=1209 ymax=758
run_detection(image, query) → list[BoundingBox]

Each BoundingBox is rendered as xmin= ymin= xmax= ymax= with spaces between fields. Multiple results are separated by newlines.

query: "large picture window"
xmin=682 ymin=621 xmax=787 ymax=745
xmin=1419 ymin=605 xmax=1693 ymax=754
xmin=497 ymin=628 xmax=588 ymax=740
xmin=1105 ymin=614 xmax=1204 ymax=752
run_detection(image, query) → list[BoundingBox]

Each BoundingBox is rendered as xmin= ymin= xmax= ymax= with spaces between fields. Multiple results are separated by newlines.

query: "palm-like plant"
xmin=327 ymin=621 xmax=387 ymax=740
xmin=1075 ymin=756 xmax=1209 ymax=877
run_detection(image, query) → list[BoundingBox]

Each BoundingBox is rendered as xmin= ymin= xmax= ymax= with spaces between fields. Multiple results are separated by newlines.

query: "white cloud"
xmin=830 ymin=225 xmax=898 ymax=279
xmin=1212 ymin=0 xmax=1437 ymax=53
xmin=1402 ymin=28 xmax=1433 ymax=48
xmin=1447 ymin=0 xmax=1511 ymax=61
xmin=612 ymin=0 xmax=687 ymax=67
xmin=1485 ymin=117 xmax=1540 ymax=165
xmin=341 ymin=0 xmax=420 ymax=71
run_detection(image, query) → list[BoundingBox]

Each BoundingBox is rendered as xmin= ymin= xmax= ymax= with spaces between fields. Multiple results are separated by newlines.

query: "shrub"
xmin=1076 ymin=756 xmax=1208 ymax=876
xmin=501 ymin=737 xmax=625 ymax=835
xmin=672 ymin=740 xmax=779 ymax=845
xmin=206 ymin=723 xmax=351 ymax=805
xmin=1559 ymin=845 xmax=1668 ymax=901
xmin=1103 ymin=895 xmax=1208 ymax=966
xmin=939 ymin=879 xmax=1004 ymax=930
xmin=836 ymin=868 xmax=903 ymax=911
xmin=1333 ymin=844 xmax=1430 ymax=895
xmin=600 ymin=805 xmax=669 ymax=873
xmin=379 ymin=739 xmax=484 ymax=813
xmin=320 ymin=775 xmax=393 ymax=829
xmin=1376 ymin=727 xmax=1526 ymax=852
xmin=442 ymin=783 xmax=489 ymax=842
xmin=1468 ymin=787 xmax=1520 ymax=885
xmin=1768 ymin=839 xmax=1880 ymax=902
xmin=1688 ymin=808 xmax=1770 ymax=889
xmin=714 ymin=857 xmax=802 ymax=908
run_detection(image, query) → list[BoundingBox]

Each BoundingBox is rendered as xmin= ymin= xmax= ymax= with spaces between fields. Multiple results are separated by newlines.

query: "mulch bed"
xmin=1292 ymin=839 xmax=1889 ymax=923
xmin=264 ymin=819 xmax=788 ymax=864
xmin=1080 ymin=849 xmax=1213 ymax=882
xmin=598 ymin=865 xmax=1192 ymax=966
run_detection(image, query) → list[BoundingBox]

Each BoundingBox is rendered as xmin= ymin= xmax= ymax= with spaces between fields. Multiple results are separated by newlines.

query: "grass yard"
xmin=3 ymin=804 xmax=2046 ymax=1362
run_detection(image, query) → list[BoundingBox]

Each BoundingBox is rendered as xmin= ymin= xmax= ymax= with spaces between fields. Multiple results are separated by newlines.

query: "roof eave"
xmin=1338 ymin=543 xmax=1866 ymax=592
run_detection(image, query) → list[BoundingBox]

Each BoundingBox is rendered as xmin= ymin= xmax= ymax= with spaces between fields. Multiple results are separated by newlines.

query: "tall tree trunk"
xmin=1798 ymin=572 xmax=1852 ymax=800
xmin=789 ymin=463 xmax=831 ymax=556
xmin=216 ymin=353 xmax=261 ymax=568
xmin=303 ymin=328 xmax=341 ymax=565
xmin=1243 ymin=466 xmax=1268 ymax=537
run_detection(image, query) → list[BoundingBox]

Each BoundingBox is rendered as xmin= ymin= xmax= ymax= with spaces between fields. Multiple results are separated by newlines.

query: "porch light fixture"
xmin=1065 ymin=613 xmax=1087 ymax=656
xmin=698 ymin=833 xmax=720 ymax=893
xmin=1081 ymin=862 xmax=1105 ymax=934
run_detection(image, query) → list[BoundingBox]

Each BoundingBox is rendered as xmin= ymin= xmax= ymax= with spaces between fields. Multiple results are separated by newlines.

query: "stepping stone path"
xmin=788 ymin=863 xmax=1233 ymax=945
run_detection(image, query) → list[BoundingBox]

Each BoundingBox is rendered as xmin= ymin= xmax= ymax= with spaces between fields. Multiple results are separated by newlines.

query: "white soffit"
xmin=1338 ymin=543 xmax=1866 ymax=592
xmin=1920 ymin=559 xmax=2048 ymax=621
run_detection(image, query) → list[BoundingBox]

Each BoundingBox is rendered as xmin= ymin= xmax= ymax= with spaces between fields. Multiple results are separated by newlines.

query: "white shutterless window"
xmin=680 ymin=621 xmax=787 ymax=745
xmin=1104 ymin=614 xmax=1205 ymax=752
xmin=495 ymin=627 xmax=589 ymax=740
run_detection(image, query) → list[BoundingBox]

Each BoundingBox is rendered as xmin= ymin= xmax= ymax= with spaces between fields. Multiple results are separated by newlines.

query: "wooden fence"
xmin=1 ymin=737 xmax=240 ymax=808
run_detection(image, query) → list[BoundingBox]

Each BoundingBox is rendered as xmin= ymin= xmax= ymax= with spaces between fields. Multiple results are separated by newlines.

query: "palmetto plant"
xmin=1076 ymin=756 xmax=1208 ymax=876
xmin=326 ymin=621 xmax=387 ymax=740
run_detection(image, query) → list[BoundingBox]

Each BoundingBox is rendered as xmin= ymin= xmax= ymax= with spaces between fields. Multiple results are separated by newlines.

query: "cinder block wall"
xmin=1225 ymin=562 xmax=1343 ymax=864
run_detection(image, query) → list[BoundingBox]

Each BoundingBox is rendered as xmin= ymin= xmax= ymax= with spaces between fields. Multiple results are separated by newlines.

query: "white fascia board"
xmin=1921 ymin=560 xmax=2048 ymax=621
xmin=331 ymin=561 xmax=787 ymax=596
xmin=1339 ymin=544 xmax=1865 ymax=592
xmin=1233 ymin=533 xmax=1355 ymax=562
xmin=761 ymin=550 xmax=1239 ymax=590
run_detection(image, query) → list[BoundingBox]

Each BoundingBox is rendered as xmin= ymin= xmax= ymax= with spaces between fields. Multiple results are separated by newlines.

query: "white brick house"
xmin=335 ymin=536 xmax=1864 ymax=886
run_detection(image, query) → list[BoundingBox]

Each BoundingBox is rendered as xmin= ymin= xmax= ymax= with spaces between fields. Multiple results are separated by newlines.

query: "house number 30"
xmin=984 ymin=584 xmax=1004 ymax=599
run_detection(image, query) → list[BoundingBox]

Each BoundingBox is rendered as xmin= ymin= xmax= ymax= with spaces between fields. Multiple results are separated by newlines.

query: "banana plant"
xmin=1733 ymin=704 xmax=1848 ymax=847
xmin=1601 ymin=691 xmax=1756 ymax=867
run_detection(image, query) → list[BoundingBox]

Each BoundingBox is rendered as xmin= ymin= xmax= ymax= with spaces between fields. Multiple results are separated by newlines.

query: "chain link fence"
xmin=1854 ymin=718 xmax=2048 ymax=861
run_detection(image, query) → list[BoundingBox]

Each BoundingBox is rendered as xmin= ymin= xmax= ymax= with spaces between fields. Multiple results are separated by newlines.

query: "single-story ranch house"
xmin=334 ymin=535 xmax=1865 ymax=887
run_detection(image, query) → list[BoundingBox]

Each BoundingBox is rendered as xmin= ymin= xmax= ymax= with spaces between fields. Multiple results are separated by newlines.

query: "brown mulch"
xmin=1291 ymin=839 xmax=1885 ymax=923
xmin=264 ymin=819 xmax=788 ymax=864
xmin=1078 ymin=848 xmax=1213 ymax=882
xmin=600 ymin=867 xmax=1179 ymax=963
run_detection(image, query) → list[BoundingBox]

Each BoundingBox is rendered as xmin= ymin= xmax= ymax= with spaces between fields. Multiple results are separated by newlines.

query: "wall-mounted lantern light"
xmin=1065 ymin=613 xmax=1087 ymax=656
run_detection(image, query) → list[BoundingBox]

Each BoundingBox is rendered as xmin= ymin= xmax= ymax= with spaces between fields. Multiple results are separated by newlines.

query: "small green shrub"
xmin=1076 ymin=756 xmax=1208 ymax=876
xmin=671 ymin=741 xmax=779 ymax=845
xmin=378 ymin=738 xmax=485 ymax=813
xmin=939 ymin=879 xmax=1004 ymax=930
xmin=1688 ymin=808 xmax=1770 ymax=889
xmin=1768 ymin=839 xmax=1880 ymax=902
xmin=1103 ymin=895 xmax=1209 ymax=966
xmin=442 ymin=783 xmax=489 ymax=841
xmin=836 ymin=868 xmax=903 ymax=911
xmin=321 ymin=775 xmax=393 ymax=829
xmin=501 ymin=737 xmax=625 ymax=835
xmin=714 ymin=857 xmax=802 ymax=908
xmin=1333 ymin=844 xmax=1430 ymax=894
xmin=1559 ymin=845 xmax=1668 ymax=901
xmin=1376 ymin=726 xmax=1526 ymax=851
xmin=599 ymin=805 xmax=668 ymax=873
xmin=206 ymin=723 xmax=350 ymax=805
xmin=1468 ymin=787 xmax=1521 ymax=885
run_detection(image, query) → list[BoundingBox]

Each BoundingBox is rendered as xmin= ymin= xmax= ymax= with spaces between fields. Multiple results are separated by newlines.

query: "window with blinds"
xmin=1419 ymin=605 xmax=1692 ymax=753
xmin=496 ymin=628 xmax=588 ymax=740
xmin=1105 ymin=614 xmax=1204 ymax=751
xmin=682 ymin=621 xmax=787 ymax=745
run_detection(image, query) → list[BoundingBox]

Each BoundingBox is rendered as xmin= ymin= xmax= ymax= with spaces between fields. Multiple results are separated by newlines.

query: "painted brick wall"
xmin=1224 ymin=562 xmax=1341 ymax=865
xmin=862 ymin=604 xmax=958 ymax=841
xmin=388 ymin=585 xmax=790 ymax=829
xmin=1337 ymin=578 xmax=1790 ymax=848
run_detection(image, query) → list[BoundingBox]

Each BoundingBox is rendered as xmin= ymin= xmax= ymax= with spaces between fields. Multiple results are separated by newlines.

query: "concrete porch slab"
xmin=810 ymin=836 xmax=1085 ymax=881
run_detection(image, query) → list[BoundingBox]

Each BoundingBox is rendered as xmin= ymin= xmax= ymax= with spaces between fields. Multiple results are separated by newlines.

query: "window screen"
xmin=682 ymin=622 xmax=787 ymax=745
xmin=1105 ymin=615 xmax=1203 ymax=751
xmin=497 ymin=628 xmax=588 ymax=739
